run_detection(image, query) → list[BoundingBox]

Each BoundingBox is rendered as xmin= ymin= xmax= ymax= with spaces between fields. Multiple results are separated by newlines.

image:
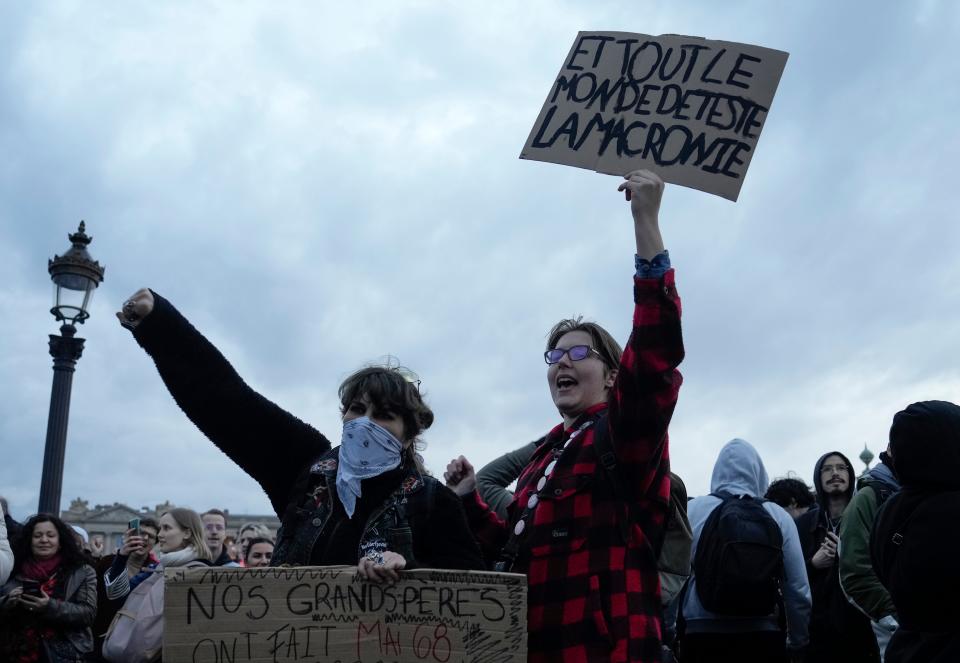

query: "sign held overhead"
xmin=520 ymin=32 xmax=789 ymax=201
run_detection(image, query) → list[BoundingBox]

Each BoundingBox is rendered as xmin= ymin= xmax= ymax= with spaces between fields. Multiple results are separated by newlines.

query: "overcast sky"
xmin=2 ymin=1 xmax=959 ymax=521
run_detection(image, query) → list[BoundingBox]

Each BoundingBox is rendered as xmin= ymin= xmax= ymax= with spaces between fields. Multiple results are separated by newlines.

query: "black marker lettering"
xmin=530 ymin=106 xmax=560 ymax=148
xmin=679 ymin=44 xmax=710 ymax=83
xmin=187 ymin=586 xmax=215 ymax=624
xmin=719 ymin=141 xmax=751 ymax=178
xmin=571 ymin=73 xmax=598 ymax=103
xmin=616 ymin=39 xmax=639 ymax=76
xmin=619 ymin=120 xmax=648 ymax=157
xmin=286 ymin=583 xmax=312 ymax=616
xmin=565 ymin=35 xmax=591 ymax=71
xmin=656 ymin=84 xmax=683 ymax=115
xmin=700 ymin=47 xmax=726 ymax=85
xmin=628 ymin=40 xmax=663 ymax=83
xmin=221 ymin=584 xmax=243 ymax=614
xmin=633 ymin=84 xmax=660 ymax=115
xmin=657 ymin=47 xmax=687 ymax=81
xmin=245 ymin=585 xmax=269 ymax=620
xmin=726 ymin=53 xmax=761 ymax=89
xmin=192 ymin=639 xmax=218 ymax=663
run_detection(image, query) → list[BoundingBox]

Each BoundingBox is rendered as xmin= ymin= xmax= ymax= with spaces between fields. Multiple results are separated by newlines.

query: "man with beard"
xmin=797 ymin=452 xmax=879 ymax=662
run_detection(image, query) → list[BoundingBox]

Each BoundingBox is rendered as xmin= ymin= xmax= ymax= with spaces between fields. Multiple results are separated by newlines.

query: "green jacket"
xmin=839 ymin=481 xmax=897 ymax=621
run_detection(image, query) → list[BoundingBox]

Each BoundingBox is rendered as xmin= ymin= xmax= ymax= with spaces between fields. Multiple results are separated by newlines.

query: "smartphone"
xmin=21 ymin=579 xmax=42 ymax=597
xmin=128 ymin=517 xmax=141 ymax=536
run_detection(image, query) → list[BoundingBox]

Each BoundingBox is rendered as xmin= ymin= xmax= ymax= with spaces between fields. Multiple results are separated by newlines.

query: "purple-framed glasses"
xmin=544 ymin=344 xmax=603 ymax=365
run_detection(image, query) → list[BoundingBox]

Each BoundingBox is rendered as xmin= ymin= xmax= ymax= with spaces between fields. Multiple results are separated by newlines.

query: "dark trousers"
xmin=680 ymin=631 xmax=787 ymax=663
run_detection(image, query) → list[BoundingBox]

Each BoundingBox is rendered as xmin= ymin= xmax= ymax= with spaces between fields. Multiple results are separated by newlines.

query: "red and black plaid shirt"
xmin=464 ymin=271 xmax=684 ymax=662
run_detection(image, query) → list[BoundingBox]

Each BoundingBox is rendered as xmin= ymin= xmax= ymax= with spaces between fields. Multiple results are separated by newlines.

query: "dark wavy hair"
xmin=12 ymin=513 xmax=88 ymax=574
xmin=765 ymin=477 xmax=815 ymax=510
xmin=244 ymin=537 xmax=275 ymax=564
xmin=339 ymin=366 xmax=433 ymax=474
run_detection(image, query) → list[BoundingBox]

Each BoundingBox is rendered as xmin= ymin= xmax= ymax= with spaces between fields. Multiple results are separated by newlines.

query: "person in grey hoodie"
xmin=679 ymin=439 xmax=811 ymax=663
xmin=0 ymin=516 xmax=12 ymax=585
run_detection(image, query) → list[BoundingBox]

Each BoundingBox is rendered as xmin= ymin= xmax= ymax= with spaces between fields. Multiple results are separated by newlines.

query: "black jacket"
xmin=872 ymin=401 xmax=960 ymax=663
xmin=796 ymin=451 xmax=878 ymax=663
xmin=0 ymin=563 xmax=97 ymax=662
xmin=132 ymin=292 xmax=483 ymax=571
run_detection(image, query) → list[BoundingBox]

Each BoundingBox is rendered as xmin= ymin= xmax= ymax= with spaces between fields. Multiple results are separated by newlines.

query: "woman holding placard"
xmin=445 ymin=170 xmax=684 ymax=663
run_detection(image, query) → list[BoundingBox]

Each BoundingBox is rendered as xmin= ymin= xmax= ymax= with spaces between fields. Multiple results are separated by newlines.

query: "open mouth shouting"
xmin=556 ymin=375 xmax=579 ymax=392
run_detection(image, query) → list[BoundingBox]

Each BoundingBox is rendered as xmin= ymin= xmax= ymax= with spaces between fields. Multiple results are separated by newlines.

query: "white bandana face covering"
xmin=336 ymin=416 xmax=405 ymax=519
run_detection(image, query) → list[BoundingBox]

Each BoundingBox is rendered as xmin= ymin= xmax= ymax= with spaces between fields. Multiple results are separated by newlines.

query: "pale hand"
xmin=443 ymin=455 xmax=477 ymax=497
xmin=618 ymin=169 xmax=664 ymax=225
xmin=120 ymin=529 xmax=147 ymax=556
xmin=116 ymin=288 xmax=155 ymax=329
xmin=618 ymin=169 xmax=665 ymax=260
xmin=357 ymin=551 xmax=406 ymax=584
xmin=811 ymin=532 xmax=839 ymax=569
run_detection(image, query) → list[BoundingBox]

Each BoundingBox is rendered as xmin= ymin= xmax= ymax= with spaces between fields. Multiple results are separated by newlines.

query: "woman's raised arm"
xmin=117 ymin=288 xmax=331 ymax=516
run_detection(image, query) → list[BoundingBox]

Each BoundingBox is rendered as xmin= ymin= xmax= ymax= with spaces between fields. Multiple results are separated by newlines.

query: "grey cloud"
xmin=2 ymin=1 xmax=960 ymax=519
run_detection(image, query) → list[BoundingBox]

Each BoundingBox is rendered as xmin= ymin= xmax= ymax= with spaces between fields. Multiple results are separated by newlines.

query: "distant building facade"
xmin=61 ymin=497 xmax=279 ymax=553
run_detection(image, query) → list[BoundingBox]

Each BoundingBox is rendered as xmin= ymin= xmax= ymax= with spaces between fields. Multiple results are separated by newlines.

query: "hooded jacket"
xmin=681 ymin=439 xmax=811 ymax=649
xmin=0 ymin=517 xmax=12 ymax=585
xmin=872 ymin=400 xmax=960 ymax=663
xmin=796 ymin=451 xmax=879 ymax=662
xmin=838 ymin=459 xmax=900 ymax=621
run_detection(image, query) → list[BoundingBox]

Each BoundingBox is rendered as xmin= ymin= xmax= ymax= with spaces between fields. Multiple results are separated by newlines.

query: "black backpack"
xmin=693 ymin=492 xmax=785 ymax=616
xmin=871 ymin=488 xmax=960 ymax=632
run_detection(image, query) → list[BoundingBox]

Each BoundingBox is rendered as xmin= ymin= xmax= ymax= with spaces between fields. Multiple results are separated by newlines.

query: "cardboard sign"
xmin=164 ymin=566 xmax=527 ymax=663
xmin=520 ymin=32 xmax=789 ymax=201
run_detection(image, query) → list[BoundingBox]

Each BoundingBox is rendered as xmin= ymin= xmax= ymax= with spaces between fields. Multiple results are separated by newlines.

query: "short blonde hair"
xmin=161 ymin=508 xmax=214 ymax=562
xmin=238 ymin=522 xmax=273 ymax=542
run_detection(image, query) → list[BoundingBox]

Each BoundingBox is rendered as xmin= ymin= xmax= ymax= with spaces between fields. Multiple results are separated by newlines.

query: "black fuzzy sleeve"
xmin=132 ymin=292 xmax=331 ymax=516
xmin=411 ymin=481 xmax=486 ymax=571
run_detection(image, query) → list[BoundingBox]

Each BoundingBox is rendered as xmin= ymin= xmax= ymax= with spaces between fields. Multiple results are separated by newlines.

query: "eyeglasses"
xmin=544 ymin=345 xmax=603 ymax=365
xmin=820 ymin=464 xmax=850 ymax=474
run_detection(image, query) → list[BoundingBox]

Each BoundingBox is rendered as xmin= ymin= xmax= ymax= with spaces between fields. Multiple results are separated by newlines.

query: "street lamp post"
xmin=37 ymin=222 xmax=105 ymax=515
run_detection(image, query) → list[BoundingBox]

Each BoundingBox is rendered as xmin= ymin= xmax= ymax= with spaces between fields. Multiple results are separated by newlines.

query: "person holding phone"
xmin=102 ymin=517 xmax=160 ymax=601
xmin=796 ymin=452 xmax=879 ymax=663
xmin=0 ymin=514 xmax=97 ymax=662
xmin=93 ymin=517 xmax=158 ymax=660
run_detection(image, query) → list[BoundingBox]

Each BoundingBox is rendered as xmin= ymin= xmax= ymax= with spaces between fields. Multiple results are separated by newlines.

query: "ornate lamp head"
xmin=48 ymin=221 xmax=105 ymax=326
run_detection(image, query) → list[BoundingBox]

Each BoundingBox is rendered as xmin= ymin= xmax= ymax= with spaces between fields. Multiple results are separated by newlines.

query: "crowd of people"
xmin=1 ymin=173 xmax=957 ymax=662
xmin=0 ymin=501 xmax=276 ymax=662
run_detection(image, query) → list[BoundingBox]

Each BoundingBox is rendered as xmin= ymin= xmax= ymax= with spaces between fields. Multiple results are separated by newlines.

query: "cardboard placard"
xmin=164 ymin=566 xmax=527 ymax=663
xmin=520 ymin=32 xmax=789 ymax=201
